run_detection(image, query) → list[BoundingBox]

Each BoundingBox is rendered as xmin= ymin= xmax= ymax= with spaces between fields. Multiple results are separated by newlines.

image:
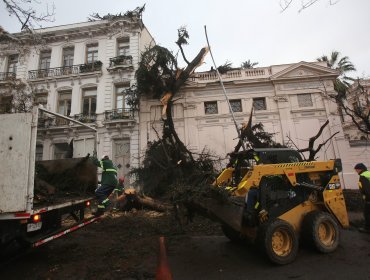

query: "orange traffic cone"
xmin=155 ymin=236 xmax=173 ymax=280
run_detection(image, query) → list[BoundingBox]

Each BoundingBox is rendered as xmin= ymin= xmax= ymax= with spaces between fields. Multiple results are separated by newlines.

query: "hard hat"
xmin=101 ymin=155 xmax=109 ymax=160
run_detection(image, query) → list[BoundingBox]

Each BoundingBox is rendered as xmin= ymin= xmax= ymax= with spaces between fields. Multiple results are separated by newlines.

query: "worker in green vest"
xmin=354 ymin=163 xmax=370 ymax=233
xmin=92 ymin=155 xmax=118 ymax=216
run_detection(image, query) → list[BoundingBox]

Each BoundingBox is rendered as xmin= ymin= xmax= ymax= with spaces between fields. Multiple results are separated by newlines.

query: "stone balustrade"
xmin=193 ymin=67 xmax=270 ymax=83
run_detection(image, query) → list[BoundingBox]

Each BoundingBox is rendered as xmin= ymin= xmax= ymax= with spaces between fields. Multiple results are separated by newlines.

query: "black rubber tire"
xmin=258 ymin=219 xmax=299 ymax=265
xmin=302 ymin=211 xmax=339 ymax=253
xmin=221 ymin=224 xmax=243 ymax=243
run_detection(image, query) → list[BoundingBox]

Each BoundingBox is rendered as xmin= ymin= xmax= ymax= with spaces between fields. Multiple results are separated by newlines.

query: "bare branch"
xmin=279 ymin=0 xmax=293 ymax=12
xmin=297 ymin=120 xmax=338 ymax=161
xmin=3 ymin=0 xmax=55 ymax=30
xmin=176 ymin=26 xmax=190 ymax=65
xmin=298 ymin=0 xmax=321 ymax=12
xmin=279 ymin=0 xmax=340 ymax=12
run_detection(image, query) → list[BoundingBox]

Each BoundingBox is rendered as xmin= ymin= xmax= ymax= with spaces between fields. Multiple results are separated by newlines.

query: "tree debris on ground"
xmin=34 ymin=156 xmax=97 ymax=205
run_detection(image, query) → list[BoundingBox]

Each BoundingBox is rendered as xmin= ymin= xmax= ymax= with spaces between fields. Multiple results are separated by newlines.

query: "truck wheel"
xmin=302 ymin=211 xmax=339 ymax=253
xmin=221 ymin=224 xmax=243 ymax=243
xmin=258 ymin=219 xmax=298 ymax=265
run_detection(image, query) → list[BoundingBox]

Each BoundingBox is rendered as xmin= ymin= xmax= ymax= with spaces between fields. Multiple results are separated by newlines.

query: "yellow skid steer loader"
xmin=211 ymin=148 xmax=348 ymax=265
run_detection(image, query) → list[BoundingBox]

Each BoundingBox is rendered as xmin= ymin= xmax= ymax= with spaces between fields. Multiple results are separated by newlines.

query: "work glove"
xmin=259 ymin=209 xmax=269 ymax=223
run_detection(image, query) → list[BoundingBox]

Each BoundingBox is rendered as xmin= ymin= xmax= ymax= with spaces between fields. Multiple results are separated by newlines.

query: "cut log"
xmin=115 ymin=189 xmax=171 ymax=212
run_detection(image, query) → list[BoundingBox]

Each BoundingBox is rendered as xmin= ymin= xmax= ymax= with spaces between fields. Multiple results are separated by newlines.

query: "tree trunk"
xmin=116 ymin=189 xmax=171 ymax=212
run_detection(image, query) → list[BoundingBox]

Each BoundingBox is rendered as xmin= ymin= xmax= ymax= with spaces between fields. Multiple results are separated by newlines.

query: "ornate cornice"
xmin=6 ymin=18 xmax=143 ymax=45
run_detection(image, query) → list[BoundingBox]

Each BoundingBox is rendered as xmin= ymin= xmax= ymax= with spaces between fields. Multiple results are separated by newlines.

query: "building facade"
xmin=139 ymin=61 xmax=367 ymax=189
xmin=0 ymin=15 xmax=155 ymax=183
xmin=1 ymin=17 xmax=367 ymax=189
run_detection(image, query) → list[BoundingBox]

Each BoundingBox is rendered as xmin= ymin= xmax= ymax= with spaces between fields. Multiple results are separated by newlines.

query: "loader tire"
xmin=258 ymin=219 xmax=298 ymax=265
xmin=302 ymin=211 xmax=339 ymax=253
xmin=221 ymin=224 xmax=243 ymax=243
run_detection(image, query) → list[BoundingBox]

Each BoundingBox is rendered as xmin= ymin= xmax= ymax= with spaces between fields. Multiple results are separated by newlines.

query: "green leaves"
xmin=136 ymin=45 xmax=177 ymax=99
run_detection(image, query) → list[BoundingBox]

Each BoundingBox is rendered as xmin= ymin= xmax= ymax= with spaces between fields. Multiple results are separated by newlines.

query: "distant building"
xmin=339 ymin=78 xmax=370 ymax=185
xmin=0 ymin=14 xmax=155 ymax=183
xmin=342 ymin=78 xmax=370 ymax=143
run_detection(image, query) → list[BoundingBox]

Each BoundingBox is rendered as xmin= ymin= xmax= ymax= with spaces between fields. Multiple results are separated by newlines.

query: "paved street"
xmin=168 ymin=226 xmax=370 ymax=280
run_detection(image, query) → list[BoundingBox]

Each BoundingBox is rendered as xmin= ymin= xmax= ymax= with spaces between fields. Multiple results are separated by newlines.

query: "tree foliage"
xmin=241 ymin=59 xmax=259 ymax=69
xmin=2 ymin=79 xmax=34 ymax=113
xmin=317 ymin=50 xmax=356 ymax=99
xmin=136 ymin=45 xmax=178 ymax=99
xmin=217 ymin=61 xmax=233 ymax=74
xmin=126 ymin=28 xmax=211 ymax=196
xmin=317 ymin=51 xmax=369 ymax=135
xmin=88 ymin=5 xmax=145 ymax=22
xmin=130 ymin=139 xmax=221 ymax=197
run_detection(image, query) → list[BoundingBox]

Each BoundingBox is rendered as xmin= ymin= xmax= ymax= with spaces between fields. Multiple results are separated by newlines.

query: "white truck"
xmin=0 ymin=107 xmax=100 ymax=259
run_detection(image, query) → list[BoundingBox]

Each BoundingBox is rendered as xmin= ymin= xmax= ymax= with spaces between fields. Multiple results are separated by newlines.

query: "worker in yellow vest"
xmin=354 ymin=163 xmax=370 ymax=233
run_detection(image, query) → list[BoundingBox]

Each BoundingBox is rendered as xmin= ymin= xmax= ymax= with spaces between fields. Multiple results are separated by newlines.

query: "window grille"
xmin=230 ymin=99 xmax=242 ymax=112
xmin=204 ymin=101 xmax=218 ymax=114
xmin=297 ymin=93 xmax=313 ymax=107
xmin=253 ymin=97 xmax=266 ymax=111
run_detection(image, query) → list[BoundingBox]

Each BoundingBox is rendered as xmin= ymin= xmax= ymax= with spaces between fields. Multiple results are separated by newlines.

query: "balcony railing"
xmin=105 ymin=108 xmax=134 ymax=121
xmin=55 ymin=118 xmax=70 ymax=126
xmin=28 ymin=61 xmax=103 ymax=80
xmin=74 ymin=113 xmax=97 ymax=123
xmin=37 ymin=116 xmax=54 ymax=128
xmin=0 ymin=72 xmax=16 ymax=81
xmin=191 ymin=67 xmax=270 ymax=83
xmin=109 ymin=55 xmax=133 ymax=68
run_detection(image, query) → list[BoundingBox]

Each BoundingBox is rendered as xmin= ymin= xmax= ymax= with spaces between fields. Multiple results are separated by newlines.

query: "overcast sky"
xmin=1 ymin=0 xmax=369 ymax=77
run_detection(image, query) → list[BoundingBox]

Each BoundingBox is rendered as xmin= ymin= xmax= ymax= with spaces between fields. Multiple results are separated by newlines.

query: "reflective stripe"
xmin=254 ymin=154 xmax=260 ymax=162
xmin=102 ymin=198 xmax=110 ymax=204
xmin=105 ymin=168 xmax=117 ymax=173
xmin=254 ymin=201 xmax=259 ymax=209
xmin=98 ymin=205 xmax=105 ymax=209
xmin=99 ymin=160 xmax=117 ymax=173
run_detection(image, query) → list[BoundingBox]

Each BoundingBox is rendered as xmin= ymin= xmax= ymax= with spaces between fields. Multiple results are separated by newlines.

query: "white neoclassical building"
xmin=0 ymin=14 xmax=155 ymax=183
xmin=139 ymin=62 xmax=370 ymax=189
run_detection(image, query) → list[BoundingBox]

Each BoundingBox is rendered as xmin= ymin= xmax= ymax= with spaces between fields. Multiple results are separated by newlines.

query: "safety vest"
xmin=99 ymin=160 xmax=117 ymax=173
xmin=98 ymin=159 xmax=118 ymax=186
xmin=360 ymin=170 xmax=370 ymax=181
xmin=359 ymin=170 xmax=370 ymax=201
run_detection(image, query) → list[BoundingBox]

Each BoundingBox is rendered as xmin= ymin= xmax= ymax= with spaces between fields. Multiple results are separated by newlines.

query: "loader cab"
xmin=253 ymin=148 xmax=303 ymax=164
xmin=230 ymin=148 xmax=302 ymax=186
